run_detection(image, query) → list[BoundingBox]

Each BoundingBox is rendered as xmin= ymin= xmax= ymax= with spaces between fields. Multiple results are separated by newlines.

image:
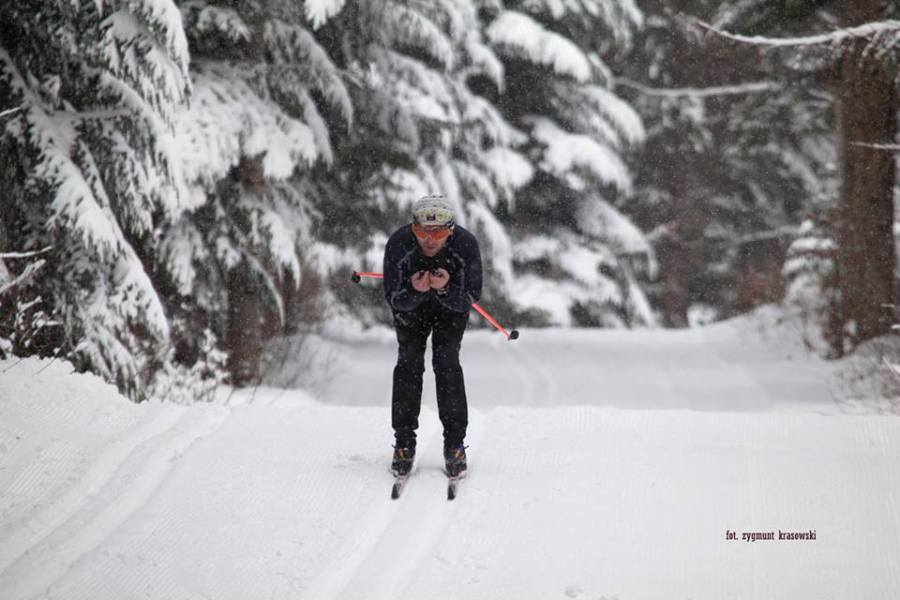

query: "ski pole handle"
xmin=351 ymin=271 xmax=384 ymax=283
xmin=351 ymin=270 xmax=519 ymax=341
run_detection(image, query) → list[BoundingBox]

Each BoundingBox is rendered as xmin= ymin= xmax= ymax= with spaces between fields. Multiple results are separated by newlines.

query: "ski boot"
xmin=391 ymin=446 xmax=415 ymax=476
xmin=444 ymin=445 xmax=467 ymax=477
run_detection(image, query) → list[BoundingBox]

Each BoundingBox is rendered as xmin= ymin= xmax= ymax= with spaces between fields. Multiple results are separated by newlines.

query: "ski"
xmin=447 ymin=476 xmax=461 ymax=500
xmin=391 ymin=474 xmax=410 ymax=499
xmin=446 ymin=469 xmax=467 ymax=500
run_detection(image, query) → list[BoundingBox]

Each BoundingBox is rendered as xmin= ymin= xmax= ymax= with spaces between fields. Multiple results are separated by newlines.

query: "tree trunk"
xmin=225 ymin=152 xmax=267 ymax=386
xmin=836 ymin=2 xmax=897 ymax=346
xmin=226 ymin=262 xmax=263 ymax=386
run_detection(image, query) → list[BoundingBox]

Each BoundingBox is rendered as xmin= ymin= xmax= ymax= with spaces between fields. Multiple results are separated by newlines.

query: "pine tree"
xmin=619 ymin=0 xmax=838 ymax=327
xmin=305 ymin=0 xmax=530 ymax=325
xmin=482 ymin=0 xmax=655 ymax=327
xmin=0 ymin=0 xmax=190 ymax=398
xmin=703 ymin=1 xmax=900 ymax=349
xmin=833 ymin=1 xmax=898 ymax=346
xmin=168 ymin=0 xmax=353 ymax=384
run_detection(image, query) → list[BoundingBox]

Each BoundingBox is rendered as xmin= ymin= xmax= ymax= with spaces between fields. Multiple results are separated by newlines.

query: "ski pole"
xmin=470 ymin=302 xmax=519 ymax=340
xmin=351 ymin=270 xmax=519 ymax=341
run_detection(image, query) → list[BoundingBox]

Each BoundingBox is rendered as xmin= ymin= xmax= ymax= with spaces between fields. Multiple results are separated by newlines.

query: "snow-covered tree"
xmin=481 ymin=1 xmax=656 ymax=327
xmin=706 ymin=1 xmax=900 ymax=349
xmin=782 ymin=219 xmax=842 ymax=355
xmin=166 ymin=0 xmax=353 ymax=384
xmin=0 ymin=0 xmax=190 ymax=398
xmin=618 ymin=0 xmax=838 ymax=327
xmin=301 ymin=0 xmax=531 ymax=325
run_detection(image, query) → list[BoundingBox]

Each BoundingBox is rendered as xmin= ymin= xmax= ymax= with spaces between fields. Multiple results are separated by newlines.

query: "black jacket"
xmin=383 ymin=224 xmax=482 ymax=313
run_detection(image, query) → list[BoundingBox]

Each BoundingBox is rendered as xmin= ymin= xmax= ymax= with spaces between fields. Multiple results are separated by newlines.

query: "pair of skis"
xmin=391 ymin=471 xmax=464 ymax=500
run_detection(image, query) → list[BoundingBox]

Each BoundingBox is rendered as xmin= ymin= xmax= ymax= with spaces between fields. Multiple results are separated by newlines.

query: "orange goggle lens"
xmin=412 ymin=223 xmax=452 ymax=242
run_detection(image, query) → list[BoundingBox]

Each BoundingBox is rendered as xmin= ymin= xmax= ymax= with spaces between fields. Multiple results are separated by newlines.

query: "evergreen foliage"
xmin=706 ymin=1 xmax=899 ymax=347
xmin=619 ymin=0 xmax=838 ymax=327
xmin=1 ymin=0 xmax=778 ymax=398
xmin=0 ymin=0 xmax=190 ymax=398
xmin=484 ymin=1 xmax=654 ymax=327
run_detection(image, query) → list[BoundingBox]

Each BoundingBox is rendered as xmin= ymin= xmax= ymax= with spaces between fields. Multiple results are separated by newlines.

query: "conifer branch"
xmin=0 ymin=260 xmax=46 ymax=296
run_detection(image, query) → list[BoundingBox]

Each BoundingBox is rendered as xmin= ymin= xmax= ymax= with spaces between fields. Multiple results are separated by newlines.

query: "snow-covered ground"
xmin=2 ymin=311 xmax=900 ymax=600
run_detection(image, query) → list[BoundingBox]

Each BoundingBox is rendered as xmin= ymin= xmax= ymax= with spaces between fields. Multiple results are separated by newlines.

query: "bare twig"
xmin=35 ymin=356 xmax=60 ymax=375
xmin=615 ymin=77 xmax=778 ymax=97
xmin=1 ymin=356 xmax=27 ymax=373
xmin=882 ymin=356 xmax=900 ymax=385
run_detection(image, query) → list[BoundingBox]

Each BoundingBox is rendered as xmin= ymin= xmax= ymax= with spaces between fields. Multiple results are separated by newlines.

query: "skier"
xmin=383 ymin=195 xmax=482 ymax=480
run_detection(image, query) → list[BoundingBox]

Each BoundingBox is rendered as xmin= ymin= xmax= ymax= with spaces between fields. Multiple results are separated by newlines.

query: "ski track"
xmin=487 ymin=335 xmax=534 ymax=405
xmin=506 ymin=337 xmax=558 ymax=406
xmin=0 ymin=407 xmax=185 ymax=574
xmin=0 ymin=404 xmax=233 ymax=600
xmin=301 ymin=410 xmax=487 ymax=600
xmin=4 ymin=323 xmax=900 ymax=599
xmin=391 ymin=418 xmax=485 ymax=599
xmin=302 ymin=418 xmax=443 ymax=600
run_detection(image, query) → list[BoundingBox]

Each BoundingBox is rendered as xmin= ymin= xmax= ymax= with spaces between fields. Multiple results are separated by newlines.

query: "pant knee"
xmin=432 ymin=348 xmax=461 ymax=372
xmin=398 ymin=345 xmax=426 ymax=371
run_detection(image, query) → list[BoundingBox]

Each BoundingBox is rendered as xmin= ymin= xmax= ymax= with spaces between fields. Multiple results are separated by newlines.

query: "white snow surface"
xmin=2 ymin=310 xmax=900 ymax=600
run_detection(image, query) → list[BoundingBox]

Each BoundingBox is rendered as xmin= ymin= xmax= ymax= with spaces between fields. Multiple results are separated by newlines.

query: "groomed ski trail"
xmin=303 ymin=417 xmax=484 ymax=600
xmin=0 ymin=404 xmax=233 ymax=600
xmin=3 ymin=317 xmax=900 ymax=600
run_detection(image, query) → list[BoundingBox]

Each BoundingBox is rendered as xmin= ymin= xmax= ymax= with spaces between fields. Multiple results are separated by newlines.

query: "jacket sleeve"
xmin=435 ymin=234 xmax=482 ymax=313
xmin=383 ymin=233 xmax=428 ymax=312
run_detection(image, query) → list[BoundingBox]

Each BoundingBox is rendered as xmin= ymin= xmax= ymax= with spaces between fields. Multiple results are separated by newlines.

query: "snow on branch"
xmin=850 ymin=142 xmax=900 ymax=152
xmin=697 ymin=19 xmax=900 ymax=48
xmin=729 ymin=226 xmax=800 ymax=246
xmin=0 ymin=247 xmax=52 ymax=259
xmin=615 ymin=77 xmax=778 ymax=97
xmin=0 ymin=259 xmax=46 ymax=296
xmin=305 ymin=0 xmax=346 ymax=30
xmin=0 ymin=105 xmax=24 ymax=119
xmin=487 ymin=11 xmax=591 ymax=82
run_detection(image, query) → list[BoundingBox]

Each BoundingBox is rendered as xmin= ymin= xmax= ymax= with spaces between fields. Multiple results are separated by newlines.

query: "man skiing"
xmin=383 ymin=195 xmax=482 ymax=480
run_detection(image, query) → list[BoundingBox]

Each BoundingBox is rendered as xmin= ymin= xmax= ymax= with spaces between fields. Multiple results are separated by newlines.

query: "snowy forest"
xmin=1 ymin=0 xmax=899 ymax=401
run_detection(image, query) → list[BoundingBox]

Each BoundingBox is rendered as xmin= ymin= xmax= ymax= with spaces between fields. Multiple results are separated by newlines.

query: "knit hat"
xmin=412 ymin=195 xmax=454 ymax=228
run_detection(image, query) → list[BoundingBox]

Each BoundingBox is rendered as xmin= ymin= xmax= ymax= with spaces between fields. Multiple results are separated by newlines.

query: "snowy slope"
xmin=2 ymin=314 xmax=900 ymax=600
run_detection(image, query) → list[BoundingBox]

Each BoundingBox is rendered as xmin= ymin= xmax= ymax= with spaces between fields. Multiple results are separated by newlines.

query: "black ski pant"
xmin=391 ymin=302 xmax=469 ymax=451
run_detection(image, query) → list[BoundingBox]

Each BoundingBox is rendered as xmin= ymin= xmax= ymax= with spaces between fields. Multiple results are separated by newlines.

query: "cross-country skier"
xmin=383 ymin=195 xmax=482 ymax=479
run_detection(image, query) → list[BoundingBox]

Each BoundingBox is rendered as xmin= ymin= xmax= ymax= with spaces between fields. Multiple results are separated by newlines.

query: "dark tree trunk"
xmin=226 ymin=261 xmax=263 ymax=386
xmin=836 ymin=1 xmax=897 ymax=346
xmin=222 ymin=0 xmax=269 ymax=387
xmin=657 ymin=235 xmax=691 ymax=328
xmin=225 ymin=153 xmax=267 ymax=386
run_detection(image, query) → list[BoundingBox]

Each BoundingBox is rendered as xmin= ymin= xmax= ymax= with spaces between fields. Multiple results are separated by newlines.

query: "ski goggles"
xmin=412 ymin=222 xmax=453 ymax=242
